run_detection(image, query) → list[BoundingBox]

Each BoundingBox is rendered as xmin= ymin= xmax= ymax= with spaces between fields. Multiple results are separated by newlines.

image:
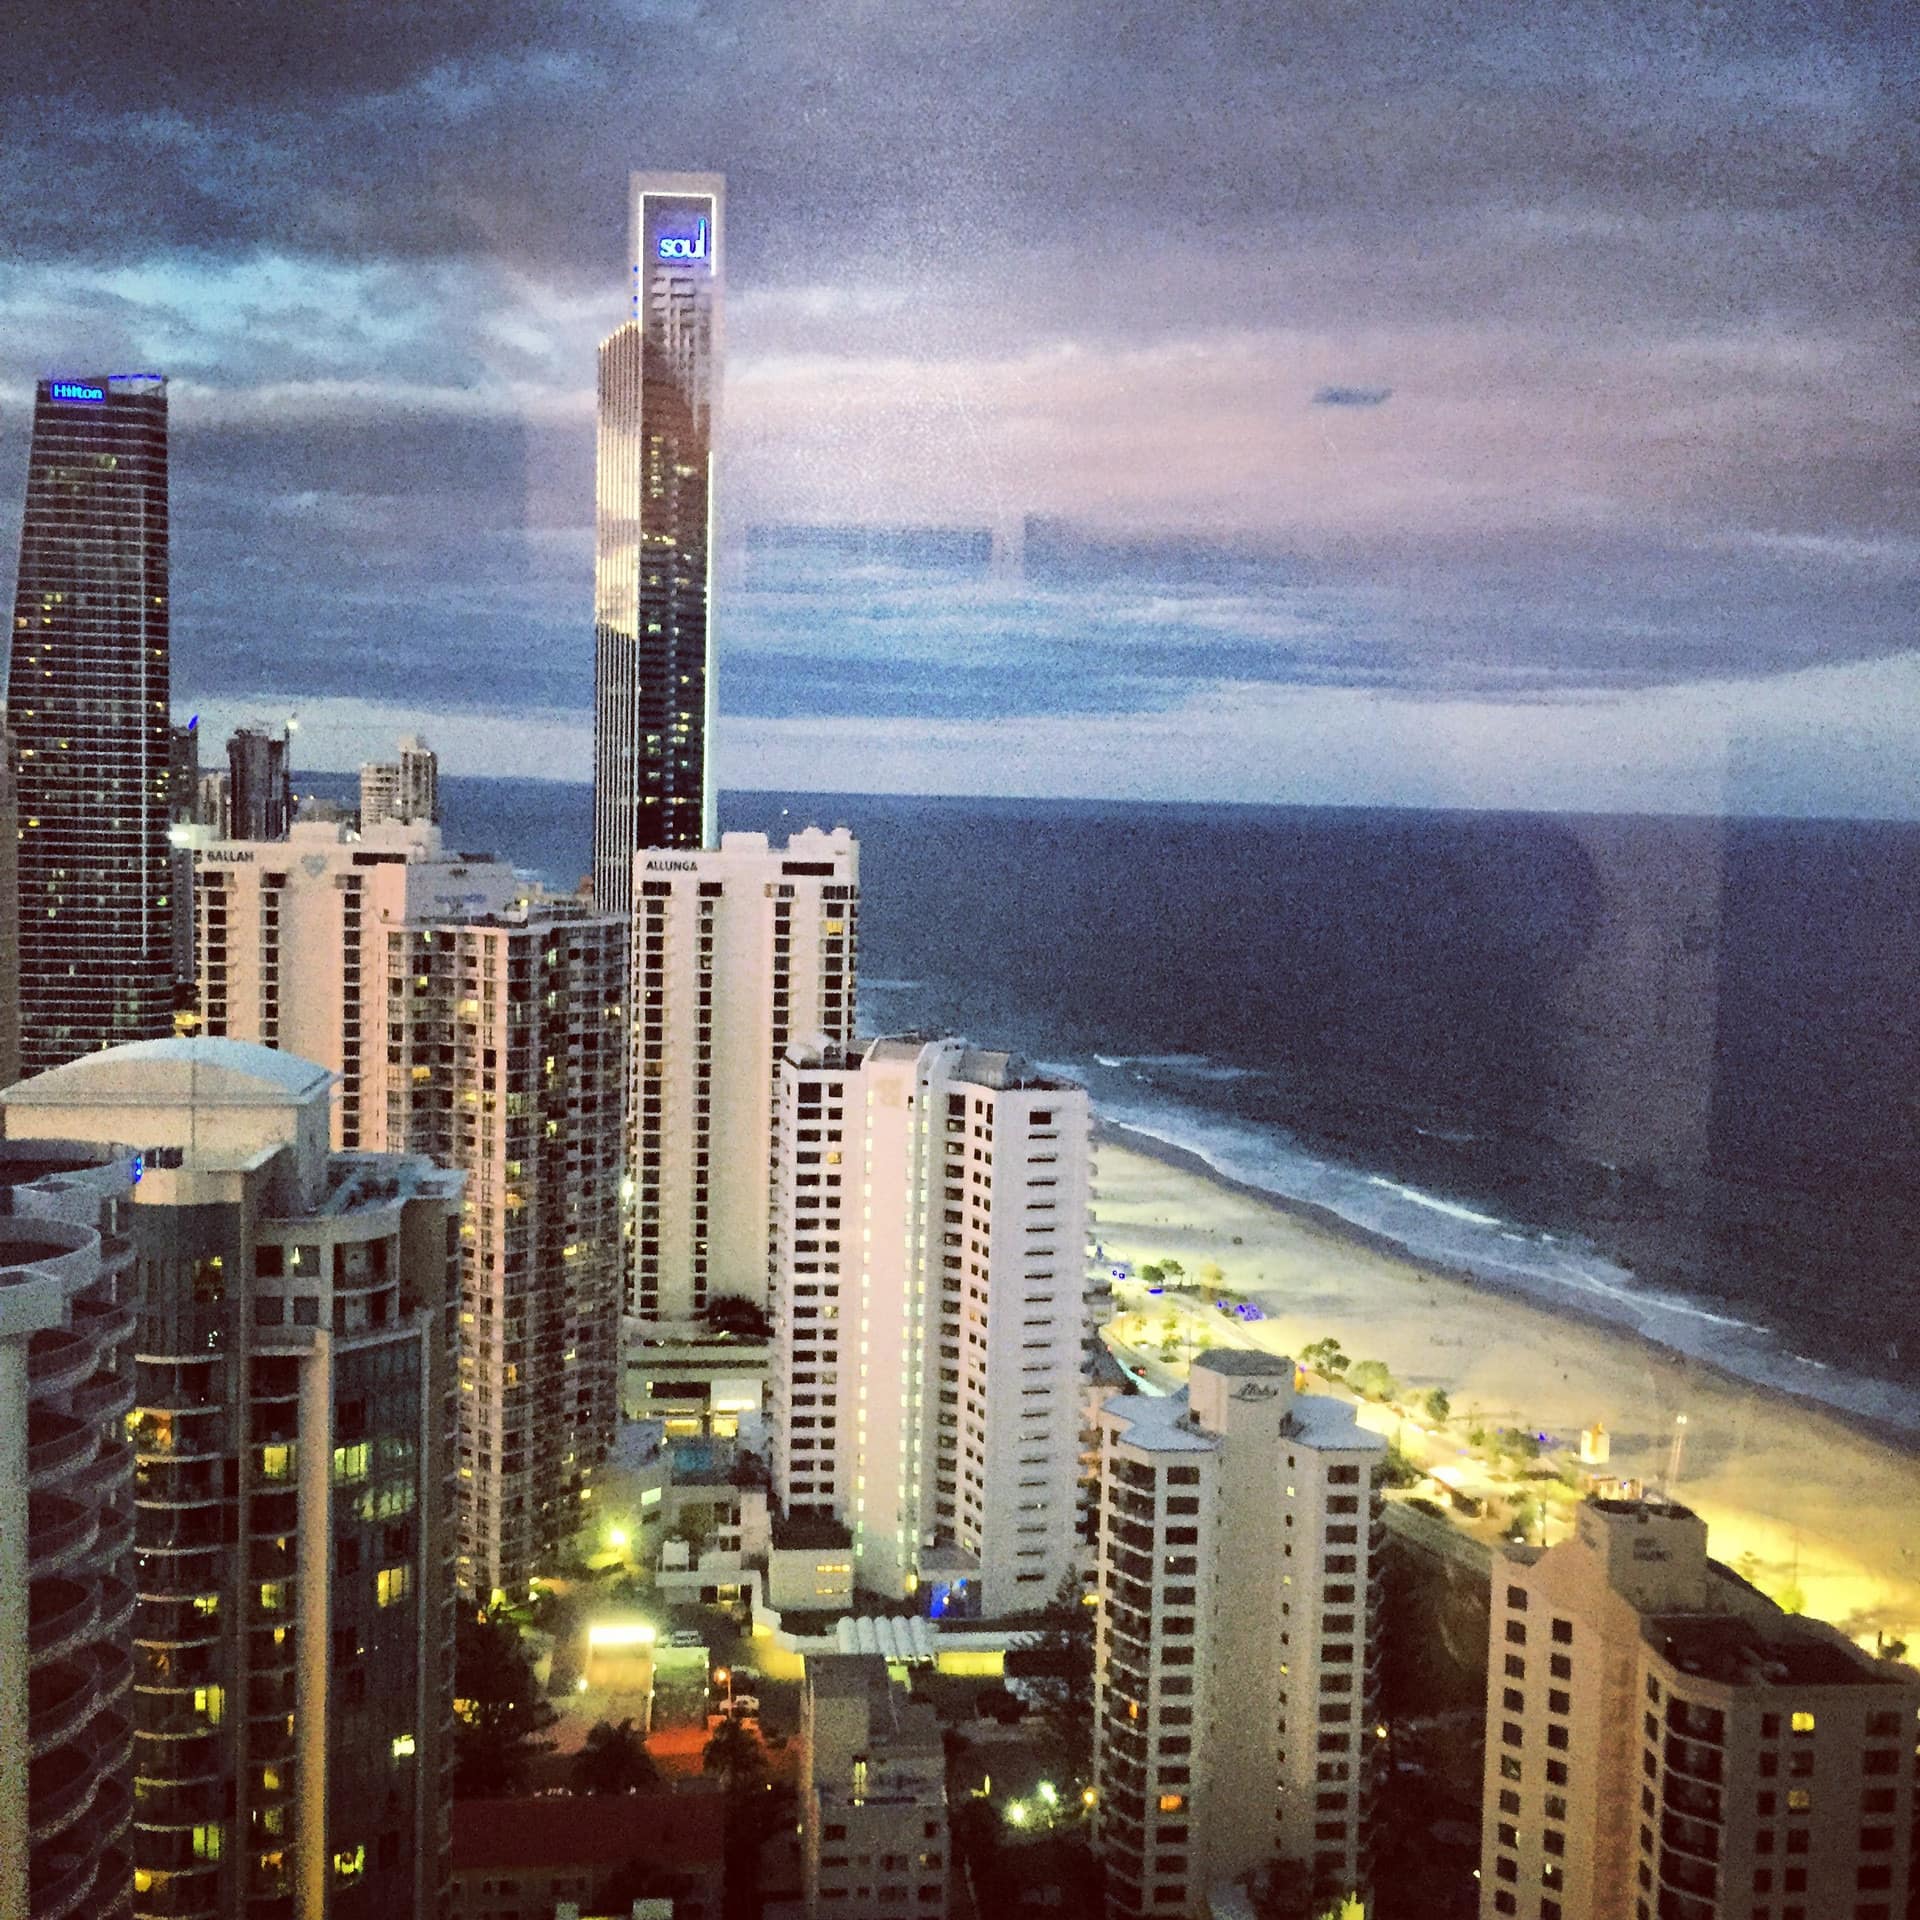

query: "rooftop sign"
xmin=656 ymin=217 xmax=711 ymax=264
xmin=50 ymin=381 xmax=105 ymax=404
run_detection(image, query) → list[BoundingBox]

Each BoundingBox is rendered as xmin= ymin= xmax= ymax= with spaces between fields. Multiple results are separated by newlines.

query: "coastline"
xmin=1093 ymin=1119 xmax=1920 ymax=1646
xmin=1095 ymin=1117 xmax=1920 ymax=1463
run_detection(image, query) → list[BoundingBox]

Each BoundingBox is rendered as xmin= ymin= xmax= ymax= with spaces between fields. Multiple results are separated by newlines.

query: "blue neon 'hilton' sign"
xmin=656 ymin=217 xmax=710 ymax=264
xmin=50 ymin=381 xmax=105 ymax=404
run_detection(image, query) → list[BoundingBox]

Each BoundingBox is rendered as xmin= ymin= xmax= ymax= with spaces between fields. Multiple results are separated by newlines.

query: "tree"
xmin=1299 ymin=1338 xmax=1348 ymax=1378
xmin=1422 ymin=1388 xmax=1451 ymax=1424
xmin=571 ymin=1718 xmax=660 ymax=1795
xmin=454 ymin=1610 xmax=557 ymax=1797
xmin=702 ymin=1292 xmax=770 ymax=1339
xmin=1139 ymin=1262 xmax=1166 ymax=1286
xmin=702 ymin=1714 xmax=767 ymax=1790
xmin=1377 ymin=1439 xmax=1423 ymax=1490
xmin=1014 ymin=1576 xmax=1097 ymax=1787
xmin=1158 ymin=1258 xmax=1187 ymax=1287
xmin=1346 ymin=1359 xmax=1397 ymax=1402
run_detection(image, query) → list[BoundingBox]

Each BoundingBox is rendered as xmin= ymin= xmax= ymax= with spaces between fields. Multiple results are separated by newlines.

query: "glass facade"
xmin=591 ymin=174 xmax=723 ymax=915
xmin=7 ymin=373 xmax=173 ymax=1075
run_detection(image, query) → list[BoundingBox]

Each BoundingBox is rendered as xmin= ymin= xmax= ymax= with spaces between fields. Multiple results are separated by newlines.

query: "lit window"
xmin=1158 ymin=1794 xmax=1186 ymax=1813
xmin=259 ymin=1443 xmax=293 ymax=1481
xmin=332 ymin=1844 xmax=366 ymax=1885
xmin=191 ymin=1824 xmax=222 ymax=1860
xmin=332 ymin=1442 xmax=370 ymax=1484
xmin=391 ymin=1732 xmax=416 ymax=1759
xmin=1790 ymin=1711 xmax=1816 ymax=1734
xmin=376 ymin=1565 xmax=411 ymax=1607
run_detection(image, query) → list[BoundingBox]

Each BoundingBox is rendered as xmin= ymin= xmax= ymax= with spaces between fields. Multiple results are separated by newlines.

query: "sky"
xmin=2 ymin=1 xmax=1915 ymax=814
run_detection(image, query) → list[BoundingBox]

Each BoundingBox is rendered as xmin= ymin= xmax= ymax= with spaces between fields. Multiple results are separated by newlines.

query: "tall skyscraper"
xmin=359 ymin=735 xmax=438 ymax=830
xmin=0 ymin=738 xmax=19 ymax=1089
xmin=768 ymin=1035 xmax=1093 ymax=1618
xmin=2 ymin=1037 xmax=464 ymax=1920
xmin=195 ymin=820 xmax=626 ymax=1600
xmin=1091 ymin=1352 xmax=1388 ymax=1918
xmin=625 ymin=827 xmax=856 ymax=1325
xmin=165 ymin=717 xmax=201 ymax=989
xmin=1478 ymin=1497 xmax=1918 ymax=1920
xmin=226 ymin=723 xmax=293 ymax=841
xmin=5 ymin=373 xmax=173 ymax=1075
xmin=0 ymin=1139 xmax=139 ymax=1920
xmin=592 ymin=171 xmax=724 ymax=913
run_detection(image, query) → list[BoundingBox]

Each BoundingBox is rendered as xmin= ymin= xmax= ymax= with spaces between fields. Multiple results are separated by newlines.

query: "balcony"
xmin=30 ymin=1577 xmax=99 ymax=1661
xmin=29 ymin=1326 xmax=98 ymax=1395
xmin=30 ymin=1408 xmax=95 ymax=1487
xmin=72 ymin=1368 xmax=137 ymax=1424
xmin=28 ymin=1659 xmax=95 ymax=1760
xmin=30 ymin=1494 xmax=99 ymax=1578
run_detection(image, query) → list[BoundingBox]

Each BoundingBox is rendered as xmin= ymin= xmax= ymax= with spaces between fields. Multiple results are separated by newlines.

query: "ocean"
xmin=301 ymin=775 xmax=1920 ymax=1430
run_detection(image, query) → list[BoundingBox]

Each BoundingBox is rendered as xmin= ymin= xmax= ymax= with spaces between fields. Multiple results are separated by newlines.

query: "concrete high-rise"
xmin=625 ymin=827 xmax=856 ymax=1325
xmin=1092 ymin=1352 xmax=1388 ymax=1919
xmin=768 ymin=1036 xmax=1092 ymax=1619
xmin=195 ymin=820 xmax=625 ymax=1599
xmin=5 ymin=373 xmax=173 ymax=1074
xmin=0 ymin=1139 xmax=139 ymax=1920
xmin=800 ymin=1654 xmax=950 ymax=1920
xmin=0 ymin=740 xmax=19 ymax=1089
xmin=1478 ymin=1497 xmax=1917 ymax=1920
xmin=2 ymin=1037 xmax=464 ymax=1920
xmin=166 ymin=719 xmax=202 ymax=989
xmin=592 ymin=171 xmax=724 ymax=911
xmin=226 ymin=725 xmax=293 ymax=841
xmin=358 ymin=737 xmax=438 ymax=831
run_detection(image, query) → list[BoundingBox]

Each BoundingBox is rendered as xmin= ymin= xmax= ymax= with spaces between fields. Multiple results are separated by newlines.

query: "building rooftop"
xmin=1645 ymin=1611 xmax=1894 ymax=1690
xmin=1102 ymin=1387 xmax=1218 ymax=1453
xmin=1195 ymin=1351 xmax=1292 ymax=1378
xmin=450 ymin=1790 xmax=724 ymax=1873
xmin=773 ymin=1513 xmax=853 ymax=1552
xmin=3 ymin=1036 xmax=332 ymax=1110
xmin=1286 ymin=1389 xmax=1389 ymax=1455
xmin=312 ymin=1152 xmax=464 ymax=1217
xmin=808 ymin=1651 xmax=891 ymax=1700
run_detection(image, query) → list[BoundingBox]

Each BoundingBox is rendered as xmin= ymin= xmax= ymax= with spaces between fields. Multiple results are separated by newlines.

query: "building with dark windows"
xmin=225 ymin=725 xmax=293 ymax=842
xmin=0 ymin=1139 xmax=140 ymax=1920
xmin=2 ymin=1038 xmax=464 ymax=1920
xmin=1477 ymin=1497 xmax=1917 ymax=1920
xmin=5 ymin=373 xmax=173 ymax=1075
xmin=591 ymin=171 xmax=724 ymax=914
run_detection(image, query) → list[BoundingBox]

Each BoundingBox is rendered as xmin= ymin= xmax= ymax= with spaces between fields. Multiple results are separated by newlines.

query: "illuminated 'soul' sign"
xmin=656 ymin=217 xmax=711 ymax=264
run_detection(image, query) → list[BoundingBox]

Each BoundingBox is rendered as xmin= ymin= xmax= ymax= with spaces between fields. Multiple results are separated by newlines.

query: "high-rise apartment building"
xmin=6 ymin=373 xmax=173 ymax=1074
xmin=0 ymin=741 xmax=19 ymax=1088
xmin=626 ymin=827 xmax=856 ymax=1325
xmin=0 ymin=1139 xmax=139 ymax=1920
xmin=1092 ymin=1352 xmax=1388 ymax=1919
xmin=195 ymin=769 xmax=232 ymax=838
xmin=226 ymin=725 xmax=293 ymax=842
xmin=2 ymin=1037 xmax=464 ymax=1920
xmin=166 ymin=720 xmax=202 ymax=988
xmin=768 ymin=1036 xmax=1091 ymax=1618
xmin=1478 ymin=1497 xmax=1918 ymax=1920
xmin=799 ymin=1653 xmax=950 ymax=1920
xmin=592 ymin=171 xmax=724 ymax=912
xmin=195 ymin=821 xmax=624 ymax=1598
xmin=359 ymin=737 xmax=438 ymax=830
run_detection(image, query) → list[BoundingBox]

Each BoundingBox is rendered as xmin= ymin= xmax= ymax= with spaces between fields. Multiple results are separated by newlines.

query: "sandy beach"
xmin=1093 ymin=1127 xmax=1920 ymax=1650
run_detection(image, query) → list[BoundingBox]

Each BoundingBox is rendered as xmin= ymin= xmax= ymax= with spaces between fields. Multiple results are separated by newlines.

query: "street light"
xmin=714 ymin=1666 xmax=734 ymax=1706
xmin=607 ymin=1525 xmax=629 ymax=1552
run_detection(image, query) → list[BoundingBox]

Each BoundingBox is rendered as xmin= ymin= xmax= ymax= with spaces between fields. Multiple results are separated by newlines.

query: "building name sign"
xmin=202 ymin=848 xmax=256 ymax=864
xmin=656 ymin=217 xmax=711 ymax=264
xmin=644 ymin=858 xmax=699 ymax=872
xmin=50 ymin=381 xmax=105 ymax=404
xmin=1232 ymin=1380 xmax=1283 ymax=1402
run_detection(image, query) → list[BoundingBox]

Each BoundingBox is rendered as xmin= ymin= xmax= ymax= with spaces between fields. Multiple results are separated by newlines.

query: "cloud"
xmin=1312 ymin=386 xmax=1393 ymax=407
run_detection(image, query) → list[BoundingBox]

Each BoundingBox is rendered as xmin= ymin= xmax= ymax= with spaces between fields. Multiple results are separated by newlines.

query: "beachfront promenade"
xmin=1093 ymin=1136 xmax=1920 ymax=1655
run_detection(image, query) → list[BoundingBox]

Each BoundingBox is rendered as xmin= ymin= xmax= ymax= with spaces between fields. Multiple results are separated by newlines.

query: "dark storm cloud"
xmin=0 ymin=0 xmax=1914 ymax=753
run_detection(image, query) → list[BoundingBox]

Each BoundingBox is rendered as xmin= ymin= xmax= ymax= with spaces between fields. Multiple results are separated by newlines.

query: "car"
xmin=667 ymin=1629 xmax=705 ymax=1649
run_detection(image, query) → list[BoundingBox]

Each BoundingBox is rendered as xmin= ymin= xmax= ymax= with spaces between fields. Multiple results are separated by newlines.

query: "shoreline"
xmin=1095 ymin=1116 xmax=1920 ymax=1466
xmin=1092 ymin=1118 xmax=1920 ymax=1646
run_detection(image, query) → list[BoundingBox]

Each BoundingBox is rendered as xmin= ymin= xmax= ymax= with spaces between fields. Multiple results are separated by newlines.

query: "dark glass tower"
xmin=6 ymin=373 xmax=173 ymax=1074
xmin=591 ymin=173 xmax=723 ymax=918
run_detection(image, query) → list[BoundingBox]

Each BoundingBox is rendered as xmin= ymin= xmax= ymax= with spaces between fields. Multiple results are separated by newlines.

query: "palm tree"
xmin=702 ymin=1713 xmax=766 ymax=1790
xmin=570 ymin=1718 xmax=659 ymax=1795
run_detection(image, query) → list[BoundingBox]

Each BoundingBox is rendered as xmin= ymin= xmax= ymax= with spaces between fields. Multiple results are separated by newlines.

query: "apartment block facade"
xmin=1093 ymin=1353 xmax=1388 ymax=1919
xmin=194 ymin=821 xmax=624 ymax=1599
xmin=0 ymin=1140 xmax=140 ymax=1920
xmin=800 ymin=1653 xmax=949 ymax=1920
xmin=768 ymin=1035 xmax=1091 ymax=1618
xmin=626 ymin=828 xmax=856 ymax=1325
xmin=1479 ymin=1497 xmax=1918 ymax=1920
xmin=2 ymin=1038 xmax=463 ymax=1920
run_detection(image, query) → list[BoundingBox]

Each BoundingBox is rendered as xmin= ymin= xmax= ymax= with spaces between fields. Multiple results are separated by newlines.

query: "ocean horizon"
xmin=296 ymin=773 xmax=1920 ymax=1433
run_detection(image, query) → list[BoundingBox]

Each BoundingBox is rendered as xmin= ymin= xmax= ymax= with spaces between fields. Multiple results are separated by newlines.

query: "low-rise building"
xmin=800 ymin=1654 xmax=949 ymax=1920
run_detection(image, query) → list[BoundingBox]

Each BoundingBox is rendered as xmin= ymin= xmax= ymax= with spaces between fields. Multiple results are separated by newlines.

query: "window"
xmin=376 ymin=1565 xmax=411 ymax=1606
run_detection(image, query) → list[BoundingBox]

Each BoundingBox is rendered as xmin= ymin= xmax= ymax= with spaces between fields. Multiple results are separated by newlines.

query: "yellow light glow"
xmin=586 ymin=1622 xmax=656 ymax=1648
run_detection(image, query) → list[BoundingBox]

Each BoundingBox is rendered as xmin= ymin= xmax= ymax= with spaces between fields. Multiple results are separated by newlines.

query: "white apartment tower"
xmin=627 ymin=827 xmax=857 ymax=1324
xmin=195 ymin=820 xmax=626 ymax=1599
xmin=359 ymin=735 xmax=440 ymax=829
xmin=769 ymin=1035 xmax=1091 ymax=1620
xmin=800 ymin=1653 xmax=950 ymax=1920
xmin=1093 ymin=1352 xmax=1388 ymax=1920
xmin=1479 ymin=1497 xmax=1918 ymax=1920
